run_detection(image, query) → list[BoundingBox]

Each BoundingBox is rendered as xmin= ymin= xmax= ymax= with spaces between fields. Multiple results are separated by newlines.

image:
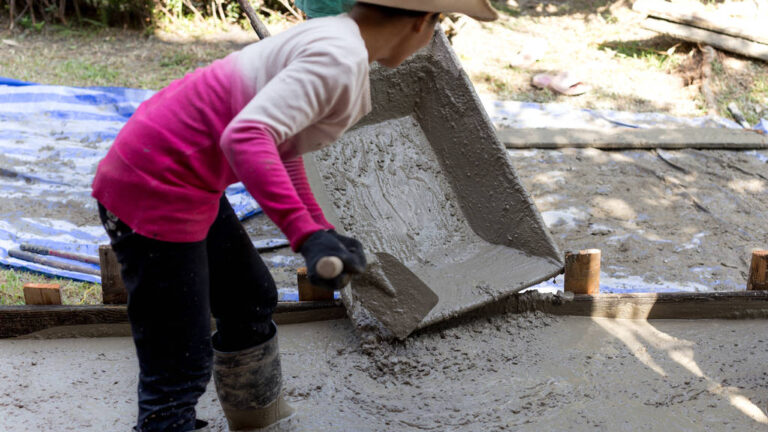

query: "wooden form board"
xmin=0 ymin=301 xmax=346 ymax=339
xmin=4 ymin=291 xmax=768 ymax=339
xmin=518 ymin=291 xmax=768 ymax=320
xmin=499 ymin=128 xmax=768 ymax=150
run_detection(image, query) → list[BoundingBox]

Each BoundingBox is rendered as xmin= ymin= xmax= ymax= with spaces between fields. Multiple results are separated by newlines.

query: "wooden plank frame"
xmin=4 ymin=291 xmax=768 ymax=339
xmin=0 ymin=301 xmax=346 ymax=339
xmin=517 ymin=291 xmax=768 ymax=320
xmin=499 ymin=128 xmax=768 ymax=150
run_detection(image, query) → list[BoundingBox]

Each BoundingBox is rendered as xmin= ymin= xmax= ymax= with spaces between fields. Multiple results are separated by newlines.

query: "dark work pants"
xmin=98 ymin=196 xmax=277 ymax=432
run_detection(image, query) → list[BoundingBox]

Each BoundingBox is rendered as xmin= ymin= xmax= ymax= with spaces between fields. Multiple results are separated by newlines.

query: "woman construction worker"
xmin=92 ymin=1 xmax=497 ymax=431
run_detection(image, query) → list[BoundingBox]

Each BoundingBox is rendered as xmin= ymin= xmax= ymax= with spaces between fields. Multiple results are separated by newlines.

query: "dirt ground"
xmin=1 ymin=5 xmax=767 ymax=432
xmin=452 ymin=0 xmax=768 ymax=124
xmin=0 ymin=3 xmax=766 ymax=299
xmin=2 ymin=1 xmax=766 ymax=120
xmin=510 ymin=147 xmax=768 ymax=293
xmin=1 ymin=315 xmax=767 ymax=431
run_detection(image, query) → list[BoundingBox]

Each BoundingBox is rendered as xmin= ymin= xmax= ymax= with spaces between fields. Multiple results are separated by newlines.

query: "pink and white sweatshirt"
xmin=92 ymin=15 xmax=371 ymax=251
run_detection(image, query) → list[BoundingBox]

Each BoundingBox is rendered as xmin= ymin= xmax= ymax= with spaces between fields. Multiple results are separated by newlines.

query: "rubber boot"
xmin=212 ymin=322 xmax=295 ymax=431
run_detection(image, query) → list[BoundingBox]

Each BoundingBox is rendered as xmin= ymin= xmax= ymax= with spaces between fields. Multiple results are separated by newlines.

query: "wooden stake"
xmin=297 ymin=267 xmax=334 ymax=302
xmin=99 ymin=245 xmax=127 ymax=304
xmin=23 ymin=283 xmax=62 ymax=305
xmin=747 ymin=250 xmax=768 ymax=291
xmin=564 ymin=249 xmax=601 ymax=294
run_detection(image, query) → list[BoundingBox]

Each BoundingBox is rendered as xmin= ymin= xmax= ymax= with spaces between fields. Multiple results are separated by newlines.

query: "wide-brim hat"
xmin=359 ymin=0 xmax=499 ymax=21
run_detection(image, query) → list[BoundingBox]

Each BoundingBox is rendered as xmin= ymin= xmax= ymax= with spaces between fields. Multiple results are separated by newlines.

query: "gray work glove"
xmin=299 ymin=230 xmax=367 ymax=291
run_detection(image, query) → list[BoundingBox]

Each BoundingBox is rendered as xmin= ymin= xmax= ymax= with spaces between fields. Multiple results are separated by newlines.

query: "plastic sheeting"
xmin=0 ymin=78 xmax=261 ymax=283
xmin=479 ymin=96 xmax=762 ymax=130
xmin=0 ymin=77 xmax=763 ymax=287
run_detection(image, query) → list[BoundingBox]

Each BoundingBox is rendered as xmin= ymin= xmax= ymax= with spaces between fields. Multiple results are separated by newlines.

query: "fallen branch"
xmin=642 ymin=17 xmax=768 ymax=62
xmin=634 ymin=0 xmax=768 ymax=46
xmin=236 ymin=0 xmax=270 ymax=39
xmin=275 ymin=0 xmax=302 ymax=20
xmin=182 ymin=0 xmax=204 ymax=21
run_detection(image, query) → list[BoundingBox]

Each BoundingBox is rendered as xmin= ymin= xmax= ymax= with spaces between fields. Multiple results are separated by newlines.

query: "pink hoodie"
xmin=92 ymin=15 xmax=371 ymax=251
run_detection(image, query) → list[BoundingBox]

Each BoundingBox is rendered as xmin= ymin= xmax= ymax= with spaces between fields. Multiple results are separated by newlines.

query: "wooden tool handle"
xmin=316 ymin=256 xmax=344 ymax=279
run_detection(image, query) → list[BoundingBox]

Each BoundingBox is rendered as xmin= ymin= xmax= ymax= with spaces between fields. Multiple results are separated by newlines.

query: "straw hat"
xmin=360 ymin=0 xmax=499 ymax=21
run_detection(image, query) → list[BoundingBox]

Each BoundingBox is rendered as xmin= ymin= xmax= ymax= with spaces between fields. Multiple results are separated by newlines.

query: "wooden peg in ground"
xmin=23 ymin=283 xmax=62 ymax=305
xmin=297 ymin=267 xmax=335 ymax=302
xmin=564 ymin=249 xmax=601 ymax=295
xmin=99 ymin=245 xmax=127 ymax=304
xmin=747 ymin=250 xmax=768 ymax=291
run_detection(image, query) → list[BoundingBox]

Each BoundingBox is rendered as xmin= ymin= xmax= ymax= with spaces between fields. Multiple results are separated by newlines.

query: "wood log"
xmin=0 ymin=301 xmax=346 ymax=338
xmin=564 ymin=249 xmax=601 ymax=294
xmin=642 ymin=17 xmax=768 ymax=62
xmin=634 ymin=0 xmax=768 ymax=46
xmin=498 ymin=128 xmax=768 ymax=150
xmin=23 ymin=283 xmax=62 ymax=305
xmin=747 ymin=250 xmax=768 ymax=291
xmin=99 ymin=245 xmax=127 ymax=304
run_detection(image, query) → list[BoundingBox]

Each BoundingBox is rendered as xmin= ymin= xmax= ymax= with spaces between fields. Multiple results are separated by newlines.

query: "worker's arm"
xmin=221 ymin=42 xmax=364 ymax=241
xmin=221 ymin=122 xmax=322 ymax=251
xmin=283 ymin=156 xmax=334 ymax=230
xmin=221 ymin=122 xmax=362 ymax=290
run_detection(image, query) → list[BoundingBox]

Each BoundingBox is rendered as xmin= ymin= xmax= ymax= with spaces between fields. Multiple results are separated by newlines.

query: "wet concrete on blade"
xmin=2 ymin=314 xmax=767 ymax=431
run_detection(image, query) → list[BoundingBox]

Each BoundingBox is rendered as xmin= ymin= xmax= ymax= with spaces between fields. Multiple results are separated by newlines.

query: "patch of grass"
xmin=58 ymin=59 xmax=120 ymax=85
xmin=751 ymin=73 xmax=768 ymax=107
xmin=490 ymin=0 xmax=521 ymax=17
xmin=475 ymin=71 xmax=515 ymax=95
xmin=18 ymin=16 xmax=47 ymax=32
xmin=600 ymin=11 xmax=619 ymax=24
xmin=0 ymin=268 xmax=101 ymax=305
xmin=710 ymin=60 xmax=768 ymax=125
xmin=48 ymin=23 xmax=105 ymax=37
xmin=159 ymin=52 xmax=199 ymax=68
xmin=711 ymin=58 xmax=725 ymax=77
xmin=599 ymin=40 xmax=680 ymax=71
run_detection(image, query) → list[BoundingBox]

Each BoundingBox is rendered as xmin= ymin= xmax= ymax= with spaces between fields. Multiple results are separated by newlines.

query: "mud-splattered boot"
xmin=212 ymin=322 xmax=295 ymax=431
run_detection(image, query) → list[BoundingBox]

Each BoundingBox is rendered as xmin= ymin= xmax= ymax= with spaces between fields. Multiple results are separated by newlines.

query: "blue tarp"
xmin=2 ymin=77 xmax=764 ymax=290
xmin=0 ymin=78 xmax=261 ymax=283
